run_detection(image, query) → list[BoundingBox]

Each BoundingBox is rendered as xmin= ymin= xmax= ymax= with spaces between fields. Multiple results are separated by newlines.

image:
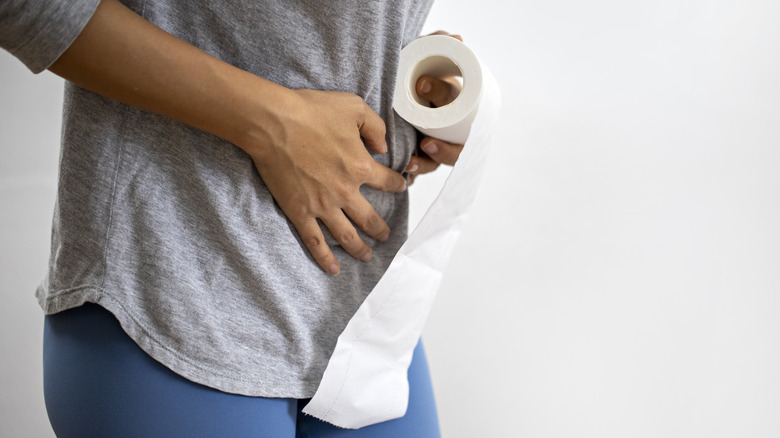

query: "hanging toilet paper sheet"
xmin=302 ymin=35 xmax=501 ymax=429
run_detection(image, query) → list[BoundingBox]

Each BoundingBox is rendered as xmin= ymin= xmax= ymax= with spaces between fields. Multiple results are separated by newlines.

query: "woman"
xmin=1 ymin=0 xmax=463 ymax=435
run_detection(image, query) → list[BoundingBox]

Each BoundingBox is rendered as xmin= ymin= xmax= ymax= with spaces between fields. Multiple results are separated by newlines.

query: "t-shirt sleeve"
xmin=0 ymin=0 xmax=102 ymax=73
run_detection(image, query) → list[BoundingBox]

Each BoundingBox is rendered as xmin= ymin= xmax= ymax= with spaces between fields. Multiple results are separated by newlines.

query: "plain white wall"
xmin=0 ymin=46 xmax=62 ymax=438
xmin=2 ymin=1 xmax=780 ymax=437
xmin=419 ymin=1 xmax=780 ymax=437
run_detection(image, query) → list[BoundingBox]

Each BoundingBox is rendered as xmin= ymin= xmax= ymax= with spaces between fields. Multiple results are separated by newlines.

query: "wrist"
xmin=225 ymin=71 xmax=299 ymax=162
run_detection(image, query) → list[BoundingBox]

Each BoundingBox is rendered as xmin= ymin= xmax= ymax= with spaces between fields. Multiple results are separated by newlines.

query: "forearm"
xmin=49 ymin=0 xmax=287 ymax=154
xmin=46 ymin=0 xmax=407 ymax=273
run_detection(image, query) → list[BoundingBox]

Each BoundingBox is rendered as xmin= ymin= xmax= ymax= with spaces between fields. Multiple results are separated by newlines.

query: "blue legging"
xmin=43 ymin=303 xmax=440 ymax=437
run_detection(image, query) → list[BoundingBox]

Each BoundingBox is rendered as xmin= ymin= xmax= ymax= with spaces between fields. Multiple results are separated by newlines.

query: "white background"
xmin=2 ymin=1 xmax=780 ymax=437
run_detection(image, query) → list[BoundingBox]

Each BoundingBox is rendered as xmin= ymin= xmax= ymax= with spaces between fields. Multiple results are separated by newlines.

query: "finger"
xmin=420 ymin=137 xmax=464 ymax=166
xmin=405 ymin=156 xmax=419 ymax=174
xmin=297 ymin=219 xmax=340 ymax=275
xmin=357 ymin=101 xmax=388 ymax=154
xmin=342 ymin=198 xmax=391 ymax=243
xmin=405 ymin=155 xmax=440 ymax=176
xmin=428 ymin=30 xmax=464 ymax=42
xmin=321 ymin=212 xmax=374 ymax=262
xmin=416 ymin=76 xmax=460 ymax=108
xmin=363 ymin=161 xmax=407 ymax=193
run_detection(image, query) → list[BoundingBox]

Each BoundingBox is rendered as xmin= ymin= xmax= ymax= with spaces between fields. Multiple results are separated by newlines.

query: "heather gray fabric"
xmin=1 ymin=0 xmax=433 ymax=397
xmin=0 ymin=0 xmax=101 ymax=73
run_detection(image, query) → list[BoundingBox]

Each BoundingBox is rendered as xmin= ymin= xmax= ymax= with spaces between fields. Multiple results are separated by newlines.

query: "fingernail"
xmin=378 ymin=231 xmax=390 ymax=242
xmin=421 ymin=79 xmax=432 ymax=94
xmin=422 ymin=141 xmax=438 ymax=155
xmin=361 ymin=251 xmax=372 ymax=262
xmin=329 ymin=263 xmax=340 ymax=275
xmin=406 ymin=162 xmax=418 ymax=173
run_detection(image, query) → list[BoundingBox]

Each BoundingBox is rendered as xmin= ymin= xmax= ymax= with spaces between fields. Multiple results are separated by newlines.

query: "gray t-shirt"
xmin=1 ymin=0 xmax=433 ymax=397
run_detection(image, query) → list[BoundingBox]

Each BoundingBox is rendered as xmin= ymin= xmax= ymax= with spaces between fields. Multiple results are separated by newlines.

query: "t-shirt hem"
xmin=36 ymin=284 xmax=321 ymax=399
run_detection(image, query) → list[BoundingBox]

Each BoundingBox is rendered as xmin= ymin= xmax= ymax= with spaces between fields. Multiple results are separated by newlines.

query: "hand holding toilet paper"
xmin=303 ymin=35 xmax=501 ymax=428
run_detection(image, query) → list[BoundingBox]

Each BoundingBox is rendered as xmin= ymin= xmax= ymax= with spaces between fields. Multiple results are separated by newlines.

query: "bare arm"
xmin=50 ymin=0 xmax=407 ymax=274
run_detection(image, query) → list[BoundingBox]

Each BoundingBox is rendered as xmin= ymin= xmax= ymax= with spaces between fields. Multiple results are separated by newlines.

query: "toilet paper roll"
xmin=302 ymin=35 xmax=501 ymax=429
xmin=392 ymin=35 xmax=484 ymax=145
